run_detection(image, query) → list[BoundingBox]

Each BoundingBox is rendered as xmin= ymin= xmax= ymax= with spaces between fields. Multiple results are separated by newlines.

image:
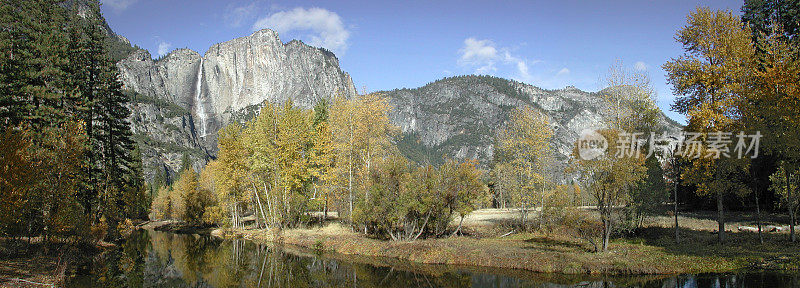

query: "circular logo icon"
xmin=577 ymin=129 xmax=607 ymax=160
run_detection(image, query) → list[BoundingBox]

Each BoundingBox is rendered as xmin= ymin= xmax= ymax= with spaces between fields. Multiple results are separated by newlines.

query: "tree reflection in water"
xmin=64 ymin=230 xmax=800 ymax=288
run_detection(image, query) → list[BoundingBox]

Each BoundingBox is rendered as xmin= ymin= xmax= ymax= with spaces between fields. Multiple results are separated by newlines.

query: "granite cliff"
xmin=385 ymin=75 xmax=681 ymax=170
xmin=117 ymin=29 xmax=357 ymax=180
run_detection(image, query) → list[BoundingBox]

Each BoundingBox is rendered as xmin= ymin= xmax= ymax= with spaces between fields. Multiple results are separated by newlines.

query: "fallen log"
xmin=737 ymin=226 xmax=759 ymax=232
xmin=766 ymin=225 xmax=787 ymax=232
xmin=499 ymin=230 xmax=515 ymax=238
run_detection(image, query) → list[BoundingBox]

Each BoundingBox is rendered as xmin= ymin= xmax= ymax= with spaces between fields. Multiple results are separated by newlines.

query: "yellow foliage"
xmin=495 ymin=106 xmax=553 ymax=209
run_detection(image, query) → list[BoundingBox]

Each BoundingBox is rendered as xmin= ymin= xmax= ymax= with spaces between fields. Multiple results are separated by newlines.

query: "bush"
xmin=563 ymin=210 xmax=603 ymax=252
xmin=354 ymin=156 xmax=487 ymax=240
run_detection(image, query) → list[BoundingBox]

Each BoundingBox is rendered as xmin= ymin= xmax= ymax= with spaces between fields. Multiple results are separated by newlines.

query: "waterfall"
xmin=194 ymin=58 xmax=207 ymax=138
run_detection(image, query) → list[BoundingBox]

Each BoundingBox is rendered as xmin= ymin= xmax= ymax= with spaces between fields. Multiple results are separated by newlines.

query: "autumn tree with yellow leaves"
xmin=571 ymin=129 xmax=647 ymax=252
xmin=329 ymin=93 xmax=398 ymax=223
xmin=744 ymin=24 xmax=800 ymax=242
xmin=663 ymin=7 xmax=756 ymax=243
xmin=494 ymin=106 xmax=553 ymax=227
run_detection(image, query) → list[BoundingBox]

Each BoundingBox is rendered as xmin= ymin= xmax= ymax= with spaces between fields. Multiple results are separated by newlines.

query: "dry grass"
xmin=646 ymin=211 xmax=792 ymax=233
xmin=215 ymin=209 xmax=800 ymax=275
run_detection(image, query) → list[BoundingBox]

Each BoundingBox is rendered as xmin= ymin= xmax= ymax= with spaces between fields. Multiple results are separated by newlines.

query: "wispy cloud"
xmin=634 ymin=61 xmax=648 ymax=71
xmin=516 ymin=61 xmax=530 ymax=80
xmin=101 ymin=0 xmax=137 ymax=13
xmin=252 ymin=7 xmax=350 ymax=54
xmin=157 ymin=42 xmax=172 ymax=57
xmin=223 ymin=2 xmax=259 ymax=28
xmin=557 ymin=67 xmax=570 ymax=76
xmin=457 ymin=37 xmax=536 ymax=82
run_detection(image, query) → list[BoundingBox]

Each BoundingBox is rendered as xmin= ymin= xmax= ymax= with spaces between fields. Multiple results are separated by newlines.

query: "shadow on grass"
xmin=631 ymin=226 xmax=800 ymax=270
xmin=523 ymin=236 xmax=588 ymax=251
xmin=674 ymin=210 xmax=791 ymax=226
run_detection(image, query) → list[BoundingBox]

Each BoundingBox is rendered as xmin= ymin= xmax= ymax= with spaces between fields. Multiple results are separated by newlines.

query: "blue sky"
xmin=101 ymin=0 xmax=745 ymax=123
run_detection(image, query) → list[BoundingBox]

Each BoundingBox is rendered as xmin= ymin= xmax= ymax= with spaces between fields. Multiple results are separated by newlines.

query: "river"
xmin=64 ymin=230 xmax=799 ymax=287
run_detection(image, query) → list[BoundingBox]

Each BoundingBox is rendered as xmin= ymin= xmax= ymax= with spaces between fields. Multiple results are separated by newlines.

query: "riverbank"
xmin=213 ymin=220 xmax=800 ymax=275
xmin=0 ymin=254 xmax=60 ymax=287
xmin=0 ymin=239 xmax=75 ymax=287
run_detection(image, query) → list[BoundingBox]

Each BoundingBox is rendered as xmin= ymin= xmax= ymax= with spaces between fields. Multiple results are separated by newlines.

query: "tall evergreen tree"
xmin=0 ymin=0 xmax=144 ymax=239
xmin=743 ymin=0 xmax=800 ymax=44
xmin=0 ymin=0 xmax=74 ymax=127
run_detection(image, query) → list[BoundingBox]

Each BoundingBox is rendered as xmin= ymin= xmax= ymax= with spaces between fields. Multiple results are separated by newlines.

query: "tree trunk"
xmin=788 ymin=170 xmax=796 ymax=242
xmin=251 ymin=181 xmax=267 ymax=229
xmin=755 ymin=186 xmax=763 ymax=244
xmin=717 ymin=191 xmax=725 ymax=243
xmin=348 ymin=157 xmax=353 ymax=224
xmin=674 ymin=180 xmax=679 ymax=243
xmin=539 ymin=188 xmax=546 ymax=230
xmin=601 ymin=213 xmax=610 ymax=252
xmin=230 ymin=203 xmax=235 ymax=229
xmin=412 ymin=211 xmax=432 ymax=241
xmin=499 ymin=182 xmax=505 ymax=209
xmin=262 ymin=182 xmax=274 ymax=228
xmin=452 ymin=215 xmax=464 ymax=237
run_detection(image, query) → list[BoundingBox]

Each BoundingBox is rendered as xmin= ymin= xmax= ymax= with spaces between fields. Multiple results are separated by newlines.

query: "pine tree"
xmin=0 ymin=0 xmax=74 ymax=127
xmin=743 ymin=0 xmax=800 ymax=46
xmin=0 ymin=0 xmax=144 ymax=241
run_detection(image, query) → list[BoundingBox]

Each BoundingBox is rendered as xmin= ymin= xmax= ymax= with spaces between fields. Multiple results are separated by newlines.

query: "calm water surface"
xmin=65 ymin=230 xmax=800 ymax=287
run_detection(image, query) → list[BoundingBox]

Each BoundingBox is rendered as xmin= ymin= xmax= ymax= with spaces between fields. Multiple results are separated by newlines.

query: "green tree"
xmin=627 ymin=156 xmax=668 ymax=228
xmin=438 ymin=159 xmax=487 ymax=236
xmin=742 ymin=0 xmax=800 ymax=46
xmin=770 ymin=164 xmax=800 ymax=241
xmin=0 ymin=0 xmax=144 ymax=242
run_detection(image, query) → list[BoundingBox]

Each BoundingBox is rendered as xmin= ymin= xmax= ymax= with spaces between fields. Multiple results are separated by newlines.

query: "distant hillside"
xmin=381 ymin=75 xmax=680 ymax=170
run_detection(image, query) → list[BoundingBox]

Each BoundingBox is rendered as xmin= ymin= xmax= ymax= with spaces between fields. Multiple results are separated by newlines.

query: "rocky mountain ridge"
xmin=114 ymin=29 xmax=680 ymax=182
xmin=385 ymin=75 xmax=681 ymax=168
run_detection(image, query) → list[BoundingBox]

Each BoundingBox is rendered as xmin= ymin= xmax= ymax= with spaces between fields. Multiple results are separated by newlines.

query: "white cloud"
xmin=458 ymin=38 xmax=535 ymax=81
xmin=224 ymin=3 xmax=258 ymax=28
xmin=517 ymin=61 xmax=530 ymax=80
xmin=157 ymin=42 xmax=172 ymax=57
xmin=459 ymin=38 xmax=498 ymax=72
xmin=102 ymin=0 xmax=137 ymax=12
xmin=252 ymin=7 xmax=350 ymax=54
xmin=557 ymin=67 xmax=570 ymax=76
xmin=634 ymin=61 xmax=648 ymax=71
